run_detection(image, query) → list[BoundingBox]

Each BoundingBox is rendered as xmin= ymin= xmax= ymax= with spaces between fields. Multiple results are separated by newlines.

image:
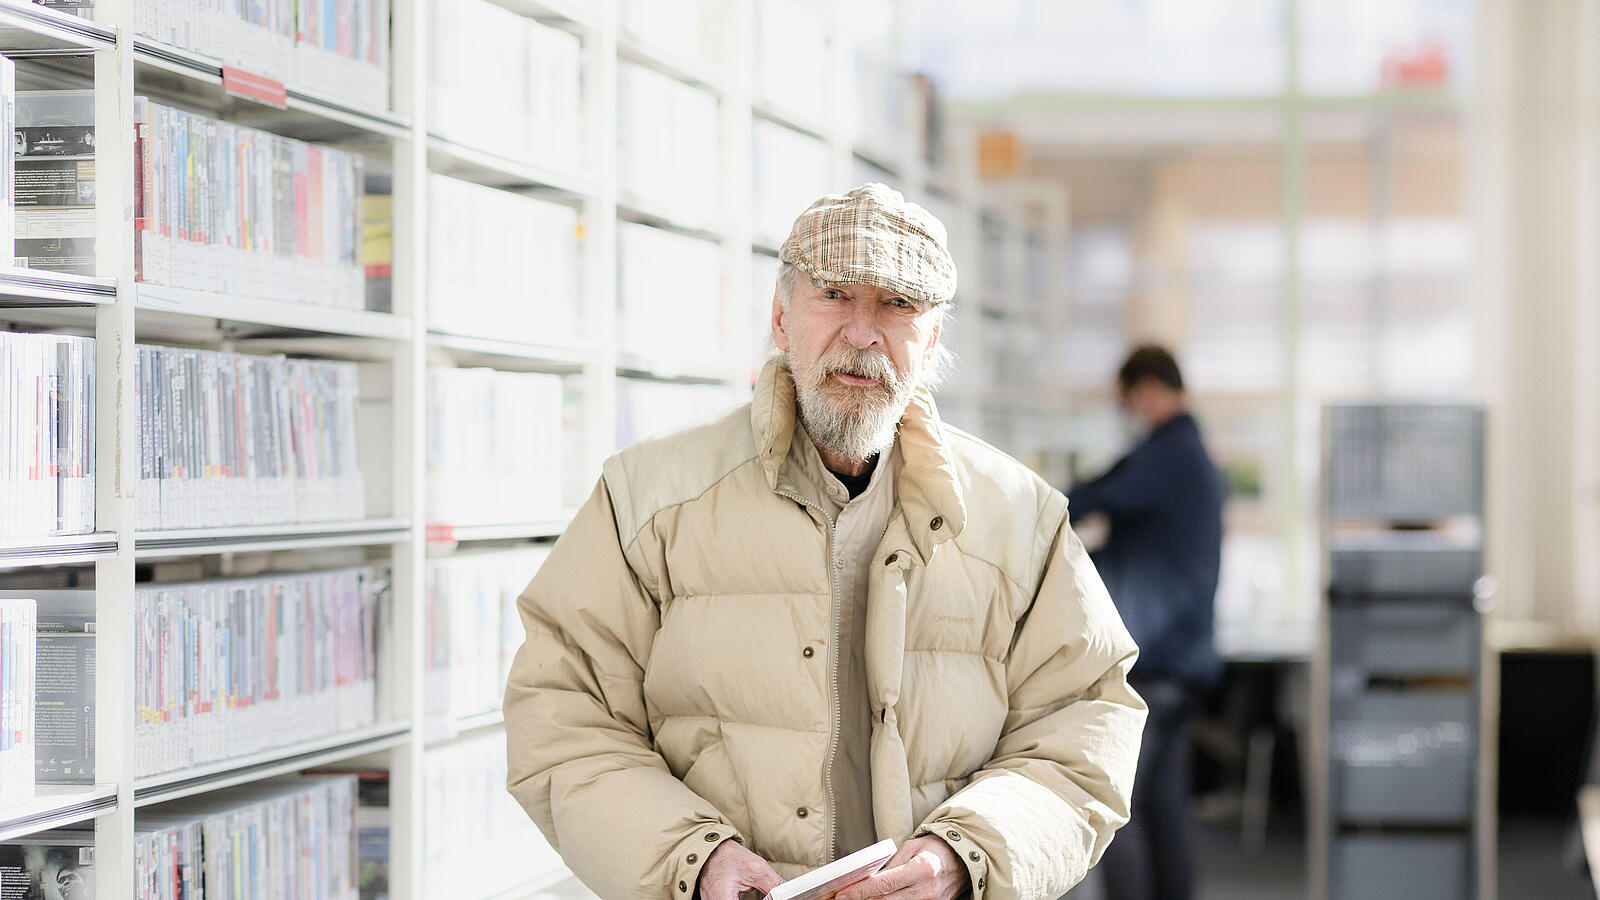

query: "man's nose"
xmin=841 ymin=300 xmax=880 ymax=348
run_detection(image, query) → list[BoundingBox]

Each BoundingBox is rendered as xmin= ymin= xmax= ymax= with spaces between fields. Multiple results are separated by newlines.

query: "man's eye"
xmin=823 ymin=289 xmax=844 ymax=299
xmin=891 ymin=297 xmax=912 ymax=308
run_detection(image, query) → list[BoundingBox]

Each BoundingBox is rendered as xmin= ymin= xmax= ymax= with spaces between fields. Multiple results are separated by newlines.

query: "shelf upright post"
xmin=92 ymin=0 xmax=137 ymax=887
xmin=390 ymin=0 xmax=430 ymax=896
xmin=587 ymin=0 xmax=620 ymax=470
xmin=948 ymin=123 xmax=986 ymax=432
xmin=722 ymin=0 xmax=756 ymax=388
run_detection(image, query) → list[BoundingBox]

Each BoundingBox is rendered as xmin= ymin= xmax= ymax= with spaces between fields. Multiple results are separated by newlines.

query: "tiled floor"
xmin=1187 ymin=814 xmax=1591 ymax=900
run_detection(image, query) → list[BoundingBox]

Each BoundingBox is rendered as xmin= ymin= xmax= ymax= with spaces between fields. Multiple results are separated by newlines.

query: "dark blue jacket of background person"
xmin=1068 ymin=412 xmax=1225 ymax=692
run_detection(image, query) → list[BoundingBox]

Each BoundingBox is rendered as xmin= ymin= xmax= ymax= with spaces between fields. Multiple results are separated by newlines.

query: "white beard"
xmin=789 ymin=344 xmax=920 ymax=462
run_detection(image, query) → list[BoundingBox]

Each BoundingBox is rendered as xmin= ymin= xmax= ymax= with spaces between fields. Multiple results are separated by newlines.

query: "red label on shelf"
xmin=221 ymin=66 xmax=288 ymax=109
xmin=425 ymin=524 xmax=458 ymax=543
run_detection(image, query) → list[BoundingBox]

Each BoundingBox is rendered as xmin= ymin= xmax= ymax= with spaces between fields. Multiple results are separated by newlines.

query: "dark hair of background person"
xmin=1117 ymin=345 xmax=1185 ymax=394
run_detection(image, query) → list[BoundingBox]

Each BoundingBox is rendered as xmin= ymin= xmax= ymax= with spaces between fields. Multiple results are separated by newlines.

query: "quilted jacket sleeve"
xmin=915 ymin=503 xmax=1146 ymax=900
xmin=504 ymin=477 xmax=743 ymax=900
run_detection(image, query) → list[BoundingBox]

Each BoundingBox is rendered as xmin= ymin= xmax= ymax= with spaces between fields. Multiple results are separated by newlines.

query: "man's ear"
xmin=772 ymin=290 xmax=791 ymax=351
xmin=921 ymin=315 xmax=943 ymax=366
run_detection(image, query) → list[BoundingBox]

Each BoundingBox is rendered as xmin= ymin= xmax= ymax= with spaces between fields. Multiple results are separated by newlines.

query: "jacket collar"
xmin=752 ymin=353 xmax=966 ymax=557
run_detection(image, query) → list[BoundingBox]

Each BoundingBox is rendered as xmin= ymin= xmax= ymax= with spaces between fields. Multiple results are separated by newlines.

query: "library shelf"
xmin=133 ymin=518 xmax=412 ymax=559
xmin=615 ymin=31 xmax=731 ymax=97
xmin=487 ymin=867 xmax=586 ymax=900
xmin=0 ymin=784 xmax=119 ymax=843
xmin=616 ymin=195 xmax=727 ymax=244
xmin=422 ymin=708 xmax=505 ymax=747
xmin=616 ymin=357 xmax=739 ymax=386
xmin=427 ymin=331 xmax=597 ymax=372
xmin=0 ymin=0 xmax=114 ymax=55
xmin=851 ymin=144 xmax=903 ymax=179
xmin=425 ymin=517 xmax=571 ymax=545
xmin=0 ymin=268 xmax=117 ymax=308
xmin=427 ymin=135 xmax=599 ymax=198
xmin=136 ymin=284 xmax=412 ymax=341
xmin=752 ymin=99 xmax=830 ymax=143
xmin=488 ymin=0 xmax=600 ymax=32
xmin=0 ymin=533 xmax=119 ymax=570
xmin=130 ymin=37 xmax=410 ymax=142
xmin=752 ymin=240 xmax=781 ymax=258
xmin=133 ymin=721 xmax=411 ymax=808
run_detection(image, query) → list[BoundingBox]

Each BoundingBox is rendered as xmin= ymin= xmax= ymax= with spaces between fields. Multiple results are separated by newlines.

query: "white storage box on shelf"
xmin=752 ymin=119 xmax=833 ymax=248
xmin=424 ymin=546 xmax=550 ymax=729
xmin=430 ymin=0 xmax=581 ymax=174
xmin=426 ymin=367 xmax=565 ymax=528
xmin=616 ymin=222 xmax=728 ymax=375
xmin=617 ymin=62 xmax=720 ymax=228
xmin=426 ymin=175 xmax=580 ymax=347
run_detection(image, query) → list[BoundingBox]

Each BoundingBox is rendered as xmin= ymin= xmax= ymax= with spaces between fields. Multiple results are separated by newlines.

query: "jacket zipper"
xmin=776 ymin=487 xmax=843 ymax=861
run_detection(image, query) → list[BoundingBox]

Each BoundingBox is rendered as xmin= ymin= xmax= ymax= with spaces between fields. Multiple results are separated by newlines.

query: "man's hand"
xmin=697 ymin=839 xmax=784 ymax=900
xmin=831 ymin=836 xmax=969 ymax=900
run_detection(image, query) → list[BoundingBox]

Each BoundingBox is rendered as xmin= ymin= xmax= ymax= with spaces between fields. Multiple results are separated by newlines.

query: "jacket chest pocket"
xmin=902 ymin=559 xmax=1012 ymax=660
xmin=644 ymin=592 xmax=833 ymax=730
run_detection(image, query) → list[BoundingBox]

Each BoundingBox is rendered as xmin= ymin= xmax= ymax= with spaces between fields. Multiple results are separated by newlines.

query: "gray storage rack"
xmin=1312 ymin=403 xmax=1493 ymax=900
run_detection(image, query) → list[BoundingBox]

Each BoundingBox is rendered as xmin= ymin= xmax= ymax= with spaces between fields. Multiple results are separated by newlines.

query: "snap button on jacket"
xmin=504 ymin=357 xmax=1147 ymax=900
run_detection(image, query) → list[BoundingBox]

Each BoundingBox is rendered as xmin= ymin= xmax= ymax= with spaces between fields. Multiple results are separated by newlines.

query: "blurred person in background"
xmin=504 ymin=184 xmax=1146 ymax=900
xmin=1067 ymin=345 xmax=1225 ymax=900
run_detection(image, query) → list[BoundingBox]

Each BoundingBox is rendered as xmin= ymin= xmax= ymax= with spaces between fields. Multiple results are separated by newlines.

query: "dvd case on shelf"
xmin=0 ymin=57 xmax=15 ymax=268
xmin=14 ymin=91 xmax=94 ymax=276
xmin=30 ymin=0 xmax=93 ymax=17
xmin=133 ymin=98 xmax=365 ymax=310
xmin=430 ymin=0 xmax=580 ymax=174
xmin=426 ymin=368 xmax=564 ymax=528
xmin=424 ymin=546 xmax=548 ymax=726
xmin=133 ymin=567 xmax=385 ymax=781
xmin=30 ymin=590 xmax=92 ymax=785
xmin=0 ymin=331 xmax=95 ymax=539
xmin=0 ymin=830 xmax=92 ymax=897
xmin=135 ymin=345 xmax=367 ymax=531
xmin=427 ymin=175 xmax=580 ymax=346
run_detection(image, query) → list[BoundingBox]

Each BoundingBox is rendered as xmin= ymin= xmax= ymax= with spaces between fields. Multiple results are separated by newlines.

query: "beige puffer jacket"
xmin=504 ymin=358 xmax=1146 ymax=900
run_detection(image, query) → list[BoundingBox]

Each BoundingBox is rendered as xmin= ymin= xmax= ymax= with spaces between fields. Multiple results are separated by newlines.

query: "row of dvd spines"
xmin=0 ymin=774 xmax=361 ymax=900
xmin=136 ymin=344 xmax=367 ymax=531
xmin=132 ymin=566 xmax=384 ymax=781
xmin=134 ymin=0 xmax=390 ymax=113
xmin=134 ymin=97 xmax=366 ymax=311
xmin=133 ymin=774 xmax=362 ymax=900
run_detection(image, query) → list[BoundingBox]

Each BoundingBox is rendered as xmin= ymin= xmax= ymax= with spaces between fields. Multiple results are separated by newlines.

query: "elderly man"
xmin=504 ymin=184 xmax=1145 ymax=900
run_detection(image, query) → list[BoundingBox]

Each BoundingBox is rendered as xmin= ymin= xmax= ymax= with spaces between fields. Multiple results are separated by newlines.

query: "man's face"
xmin=773 ymin=278 xmax=943 ymax=461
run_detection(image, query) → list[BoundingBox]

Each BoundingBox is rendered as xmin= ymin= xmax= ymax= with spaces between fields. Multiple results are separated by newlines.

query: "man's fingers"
xmin=748 ymin=865 xmax=785 ymax=894
xmin=883 ymin=843 xmax=920 ymax=869
xmin=834 ymin=856 xmax=927 ymax=900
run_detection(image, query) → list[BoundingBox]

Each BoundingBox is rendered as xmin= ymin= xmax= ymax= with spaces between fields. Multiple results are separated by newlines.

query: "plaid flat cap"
xmin=779 ymin=183 xmax=958 ymax=307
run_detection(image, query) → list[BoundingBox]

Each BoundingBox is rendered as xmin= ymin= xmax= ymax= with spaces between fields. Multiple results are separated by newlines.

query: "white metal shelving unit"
xmin=0 ymin=1 xmax=1051 ymax=898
